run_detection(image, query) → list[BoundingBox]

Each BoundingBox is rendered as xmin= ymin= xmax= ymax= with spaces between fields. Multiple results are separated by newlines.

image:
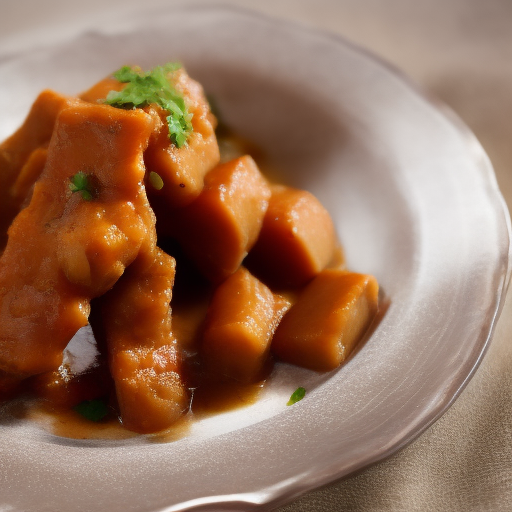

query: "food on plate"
xmin=0 ymin=63 xmax=380 ymax=435
xmin=246 ymin=184 xmax=337 ymax=287
xmin=201 ymin=267 xmax=291 ymax=383
xmin=169 ymin=155 xmax=271 ymax=284
xmin=32 ymin=361 xmax=111 ymax=410
xmin=0 ymin=102 xmax=155 ymax=378
xmin=0 ymin=90 xmax=80 ymax=248
xmin=91 ymin=249 xmax=188 ymax=434
xmin=81 ymin=64 xmax=220 ymax=209
xmin=272 ymin=270 xmax=379 ymax=371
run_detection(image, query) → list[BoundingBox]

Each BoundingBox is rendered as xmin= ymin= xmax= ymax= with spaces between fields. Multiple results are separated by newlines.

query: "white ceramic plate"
xmin=0 ymin=4 xmax=510 ymax=511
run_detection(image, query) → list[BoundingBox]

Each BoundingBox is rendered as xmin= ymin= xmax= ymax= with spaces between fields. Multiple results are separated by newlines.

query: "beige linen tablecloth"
xmin=2 ymin=1 xmax=512 ymax=510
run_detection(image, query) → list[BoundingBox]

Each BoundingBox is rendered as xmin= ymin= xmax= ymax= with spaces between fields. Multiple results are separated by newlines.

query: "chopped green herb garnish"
xmin=69 ymin=171 xmax=94 ymax=201
xmin=112 ymin=65 xmax=143 ymax=83
xmin=287 ymin=387 xmax=306 ymax=406
xmin=73 ymin=399 xmax=109 ymax=422
xmin=104 ymin=63 xmax=193 ymax=148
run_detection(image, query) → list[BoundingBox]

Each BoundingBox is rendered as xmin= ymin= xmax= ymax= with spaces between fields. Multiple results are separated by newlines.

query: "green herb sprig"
xmin=69 ymin=171 xmax=94 ymax=201
xmin=73 ymin=398 xmax=109 ymax=422
xmin=287 ymin=387 xmax=306 ymax=406
xmin=104 ymin=63 xmax=193 ymax=148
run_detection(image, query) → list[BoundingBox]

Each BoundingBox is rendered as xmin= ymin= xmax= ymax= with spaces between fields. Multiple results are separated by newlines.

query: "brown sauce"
xmin=23 ymin=401 xmax=140 ymax=441
xmin=191 ymin=379 xmax=265 ymax=417
xmin=13 ymin=378 xmax=264 ymax=442
xmin=6 ymin=267 xmax=268 ymax=442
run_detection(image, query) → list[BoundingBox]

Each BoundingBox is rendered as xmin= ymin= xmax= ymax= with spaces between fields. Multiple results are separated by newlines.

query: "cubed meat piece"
xmin=246 ymin=185 xmax=338 ymax=287
xmin=172 ymin=155 xmax=271 ymax=284
xmin=201 ymin=267 xmax=290 ymax=382
xmin=143 ymin=67 xmax=220 ymax=208
xmin=272 ymin=270 xmax=379 ymax=371
xmin=81 ymin=67 xmax=220 ymax=214
xmin=92 ymin=250 xmax=188 ymax=434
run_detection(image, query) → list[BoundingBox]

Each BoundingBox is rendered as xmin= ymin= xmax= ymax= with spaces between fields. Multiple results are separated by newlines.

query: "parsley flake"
xmin=69 ymin=171 xmax=94 ymax=201
xmin=73 ymin=398 xmax=109 ymax=422
xmin=104 ymin=63 xmax=193 ymax=148
xmin=287 ymin=387 xmax=306 ymax=406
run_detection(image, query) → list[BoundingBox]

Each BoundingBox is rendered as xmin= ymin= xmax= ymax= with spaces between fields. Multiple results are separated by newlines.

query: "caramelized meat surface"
xmin=93 ymin=250 xmax=188 ymax=434
xmin=0 ymin=102 xmax=155 ymax=377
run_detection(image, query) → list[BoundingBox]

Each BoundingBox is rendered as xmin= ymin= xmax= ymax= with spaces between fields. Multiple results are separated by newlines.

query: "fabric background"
xmin=2 ymin=1 xmax=511 ymax=511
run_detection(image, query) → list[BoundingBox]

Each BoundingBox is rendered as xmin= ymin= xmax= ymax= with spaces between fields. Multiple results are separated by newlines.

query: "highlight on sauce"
xmin=0 ymin=63 xmax=380 ymax=437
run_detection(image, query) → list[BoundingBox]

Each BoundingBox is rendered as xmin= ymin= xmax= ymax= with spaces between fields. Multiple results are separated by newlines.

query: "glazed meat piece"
xmin=0 ymin=102 xmax=155 ymax=379
xmin=272 ymin=270 xmax=379 ymax=371
xmin=80 ymin=66 xmax=220 ymax=210
xmin=143 ymin=67 xmax=220 ymax=209
xmin=170 ymin=155 xmax=271 ymax=284
xmin=201 ymin=267 xmax=291 ymax=383
xmin=246 ymin=185 xmax=338 ymax=287
xmin=92 ymin=250 xmax=189 ymax=434
xmin=0 ymin=90 xmax=79 ymax=247
xmin=31 ymin=360 xmax=112 ymax=409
